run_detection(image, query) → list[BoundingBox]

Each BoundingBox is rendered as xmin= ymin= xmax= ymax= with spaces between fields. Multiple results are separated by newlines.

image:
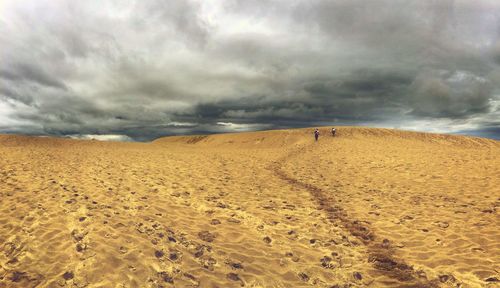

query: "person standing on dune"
xmin=314 ymin=128 xmax=320 ymax=141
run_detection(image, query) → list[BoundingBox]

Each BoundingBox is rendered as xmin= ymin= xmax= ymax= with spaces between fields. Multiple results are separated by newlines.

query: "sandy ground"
xmin=0 ymin=127 xmax=498 ymax=288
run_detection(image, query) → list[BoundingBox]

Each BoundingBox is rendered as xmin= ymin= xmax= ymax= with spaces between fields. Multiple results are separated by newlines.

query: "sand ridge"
xmin=0 ymin=127 xmax=498 ymax=287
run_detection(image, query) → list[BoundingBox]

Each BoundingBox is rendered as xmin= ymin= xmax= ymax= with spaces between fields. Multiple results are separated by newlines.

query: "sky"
xmin=1 ymin=0 xmax=500 ymax=141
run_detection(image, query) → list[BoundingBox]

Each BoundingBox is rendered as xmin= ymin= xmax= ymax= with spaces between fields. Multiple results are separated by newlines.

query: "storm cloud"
xmin=1 ymin=0 xmax=499 ymax=140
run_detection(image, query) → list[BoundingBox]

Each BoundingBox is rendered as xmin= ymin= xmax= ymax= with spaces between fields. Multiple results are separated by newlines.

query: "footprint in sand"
xmin=71 ymin=229 xmax=87 ymax=242
xmin=210 ymin=219 xmax=221 ymax=225
xmin=298 ymin=272 xmax=309 ymax=282
xmin=285 ymin=252 xmax=300 ymax=262
xmin=320 ymin=256 xmax=335 ymax=269
xmin=158 ymin=271 xmax=174 ymax=284
xmin=231 ymin=262 xmax=244 ymax=269
xmin=198 ymin=231 xmax=216 ymax=242
xmin=62 ymin=271 xmax=74 ymax=280
xmin=263 ymin=236 xmax=272 ymax=244
xmin=8 ymin=271 xmax=43 ymax=286
xmin=198 ymin=255 xmax=217 ymax=271
xmin=227 ymin=272 xmax=243 ymax=284
xmin=227 ymin=217 xmax=241 ymax=224
xmin=353 ymin=271 xmax=363 ymax=281
xmin=154 ymin=250 xmax=165 ymax=259
xmin=168 ymin=250 xmax=182 ymax=262
xmin=485 ymin=277 xmax=499 ymax=283
xmin=75 ymin=243 xmax=87 ymax=253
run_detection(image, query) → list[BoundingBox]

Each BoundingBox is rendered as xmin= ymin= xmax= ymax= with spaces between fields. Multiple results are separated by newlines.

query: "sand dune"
xmin=0 ymin=127 xmax=498 ymax=287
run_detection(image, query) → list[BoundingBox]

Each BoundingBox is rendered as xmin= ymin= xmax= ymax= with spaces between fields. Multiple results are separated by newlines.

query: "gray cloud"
xmin=0 ymin=62 xmax=67 ymax=89
xmin=409 ymin=70 xmax=492 ymax=117
xmin=1 ymin=0 xmax=499 ymax=141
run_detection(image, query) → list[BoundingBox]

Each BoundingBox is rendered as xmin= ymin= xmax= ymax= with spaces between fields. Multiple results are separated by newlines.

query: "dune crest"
xmin=0 ymin=127 xmax=498 ymax=287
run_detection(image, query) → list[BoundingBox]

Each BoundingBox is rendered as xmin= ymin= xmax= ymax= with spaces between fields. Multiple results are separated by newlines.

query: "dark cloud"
xmin=408 ymin=70 xmax=492 ymax=118
xmin=1 ymin=62 xmax=67 ymax=89
xmin=1 ymin=0 xmax=499 ymax=141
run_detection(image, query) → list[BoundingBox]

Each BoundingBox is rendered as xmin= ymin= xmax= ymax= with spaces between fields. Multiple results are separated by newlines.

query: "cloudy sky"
xmin=1 ymin=0 xmax=500 ymax=141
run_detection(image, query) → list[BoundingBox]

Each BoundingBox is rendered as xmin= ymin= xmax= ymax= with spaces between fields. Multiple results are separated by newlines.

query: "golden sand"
xmin=0 ymin=127 xmax=498 ymax=287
